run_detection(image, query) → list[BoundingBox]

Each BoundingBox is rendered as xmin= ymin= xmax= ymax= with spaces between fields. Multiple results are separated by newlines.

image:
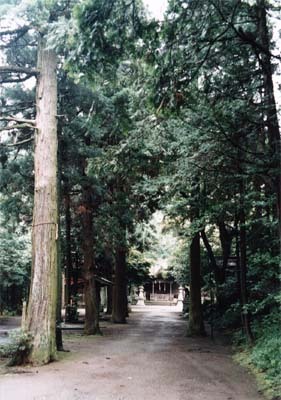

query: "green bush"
xmin=250 ymin=319 xmax=281 ymax=396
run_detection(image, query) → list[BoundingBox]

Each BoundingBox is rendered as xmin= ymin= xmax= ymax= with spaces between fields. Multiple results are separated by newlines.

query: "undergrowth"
xmin=234 ymin=310 xmax=281 ymax=400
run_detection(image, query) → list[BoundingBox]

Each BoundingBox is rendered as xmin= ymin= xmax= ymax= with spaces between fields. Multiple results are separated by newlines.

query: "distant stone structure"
xmin=136 ymin=286 xmax=145 ymax=306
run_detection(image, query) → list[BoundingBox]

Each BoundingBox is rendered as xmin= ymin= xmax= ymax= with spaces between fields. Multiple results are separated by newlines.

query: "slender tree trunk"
xmin=188 ymin=178 xmax=205 ymax=336
xmin=80 ymin=186 xmax=101 ymax=335
xmin=106 ymin=258 xmax=113 ymax=315
xmin=235 ymin=217 xmax=242 ymax=318
xmin=112 ymin=246 xmax=127 ymax=324
xmin=56 ymin=143 xmax=63 ymax=351
xmin=64 ymin=189 xmax=72 ymax=306
xmin=56 ymin=222 xmax=63 ymax=351
xmin=257 ymin=0 xmax=281 ymax=238
xmin=239 ymin=183 xmax=254 ymax=344
xmin=73 ymin=252 xmax=79 ymax=297
xmin=25 ymin=36 xmax=58 ymax=365
xmin=187 ymin=231 xmax=205 ymax=336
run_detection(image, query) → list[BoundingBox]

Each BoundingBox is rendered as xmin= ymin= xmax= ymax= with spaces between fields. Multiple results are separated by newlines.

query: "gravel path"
xmin=0 ymin=306 xmax=263 ymax=400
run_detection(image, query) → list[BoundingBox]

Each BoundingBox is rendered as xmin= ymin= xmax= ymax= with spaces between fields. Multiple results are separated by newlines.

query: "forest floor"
xmin=0 ymin=306 xmax=264 ymax=400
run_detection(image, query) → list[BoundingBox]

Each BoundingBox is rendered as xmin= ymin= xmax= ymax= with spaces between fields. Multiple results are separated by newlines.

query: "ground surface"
xmin=0 ymin=306 xmax=264 ymax=400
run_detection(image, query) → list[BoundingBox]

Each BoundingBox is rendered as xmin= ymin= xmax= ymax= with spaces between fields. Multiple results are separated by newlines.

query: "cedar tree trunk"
xmin=64 ymin=189 xmax=72 ymax=306
xmin=25 ymin=36 xmax=58 ymax=364
xmin=187 ymin=232 xmax=205 ymax=336
xmin=80 ymin=186 xmax=101 ymax=335
xmin=112 ymin=246 xmax=127 ymax=324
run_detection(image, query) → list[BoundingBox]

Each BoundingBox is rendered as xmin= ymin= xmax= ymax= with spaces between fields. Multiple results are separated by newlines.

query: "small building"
xmin=144 ymin=277 xmax=179 ymax=303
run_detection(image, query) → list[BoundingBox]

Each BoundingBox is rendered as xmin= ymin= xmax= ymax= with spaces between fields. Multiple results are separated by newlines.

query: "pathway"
xmin=0 ymin=306 xmax=263 ymax=400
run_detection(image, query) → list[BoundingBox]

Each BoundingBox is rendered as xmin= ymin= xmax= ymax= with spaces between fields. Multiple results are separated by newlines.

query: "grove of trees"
xmin=0 ymin=0 xmax=280 ymax=395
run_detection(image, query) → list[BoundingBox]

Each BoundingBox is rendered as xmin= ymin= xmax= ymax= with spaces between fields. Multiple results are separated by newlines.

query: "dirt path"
xmin=0 ymin=306 xmax=263 ymax=400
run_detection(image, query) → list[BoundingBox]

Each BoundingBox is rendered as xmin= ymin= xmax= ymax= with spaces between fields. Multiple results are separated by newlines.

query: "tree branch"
xmin=0 ymin=26 xmax=30 ymax=37
xmin=200 ymin=229 xmax=221 ymax=283
xmin=0 ymin=123 xmax=36 ymax=131
xmin=0 ymin=116 xmax=36 ymax=125
xmin=0 ymin=65 xmax=40 ymax=75
xmin=1 ymin=137 xmax=34 ymax=147
xmin=0 ymin=75 xmax=36 ymax=84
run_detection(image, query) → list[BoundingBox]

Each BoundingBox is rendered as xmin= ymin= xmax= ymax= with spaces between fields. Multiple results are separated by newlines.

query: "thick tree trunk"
xmin=112 ymin=246 xmax=127 ymax=324
xmin=80 ymin=186 xmax=101 ymax=335
xmin=187 ymin=232 xmax=205 ymax=336
xmin=25 ymin=36 xmax=58 ymax=365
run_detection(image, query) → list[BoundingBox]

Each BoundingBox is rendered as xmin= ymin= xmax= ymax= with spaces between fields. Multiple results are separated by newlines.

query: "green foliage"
xmin=65 ymin=0 xmax=147 ymax=80
xmin=0 ymin=214 xmax=31 ymax=312
xmin=235 ymin=309 xmax=281 ymax=399
xmin=168 ymin=239 xmax=189 ymax=285
xmin=127 ymin=247 xmax=150 ymax=286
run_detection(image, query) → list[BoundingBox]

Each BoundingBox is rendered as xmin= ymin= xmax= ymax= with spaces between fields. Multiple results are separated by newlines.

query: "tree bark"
xmin=187 ymin=231 xmax=205 ymax=336
xmin=80 ymin=186 xmax=101 ymax=335
xmin=64 ymin=189 xmax=72 ymax=306
xmin=112 ymin=246 xmax=127 ymax=324
xmin=188 ymin=177 xmax=205 ymax=336
xmin=56 ymin=145 xmax=63 ymax=351
xmin=25 ymin=36 xmax=58 ymax=365
xmin=56 ymin=222 xmax=63 ymax=351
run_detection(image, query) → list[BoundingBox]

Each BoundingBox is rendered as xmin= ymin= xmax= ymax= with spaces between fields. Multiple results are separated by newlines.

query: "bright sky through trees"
xmin=143 ymin=0 xmax=167 ymax=19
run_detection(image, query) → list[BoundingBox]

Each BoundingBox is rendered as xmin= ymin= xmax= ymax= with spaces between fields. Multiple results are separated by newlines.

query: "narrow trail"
xmin=0 ymin=306 xmax=263 ymax=400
